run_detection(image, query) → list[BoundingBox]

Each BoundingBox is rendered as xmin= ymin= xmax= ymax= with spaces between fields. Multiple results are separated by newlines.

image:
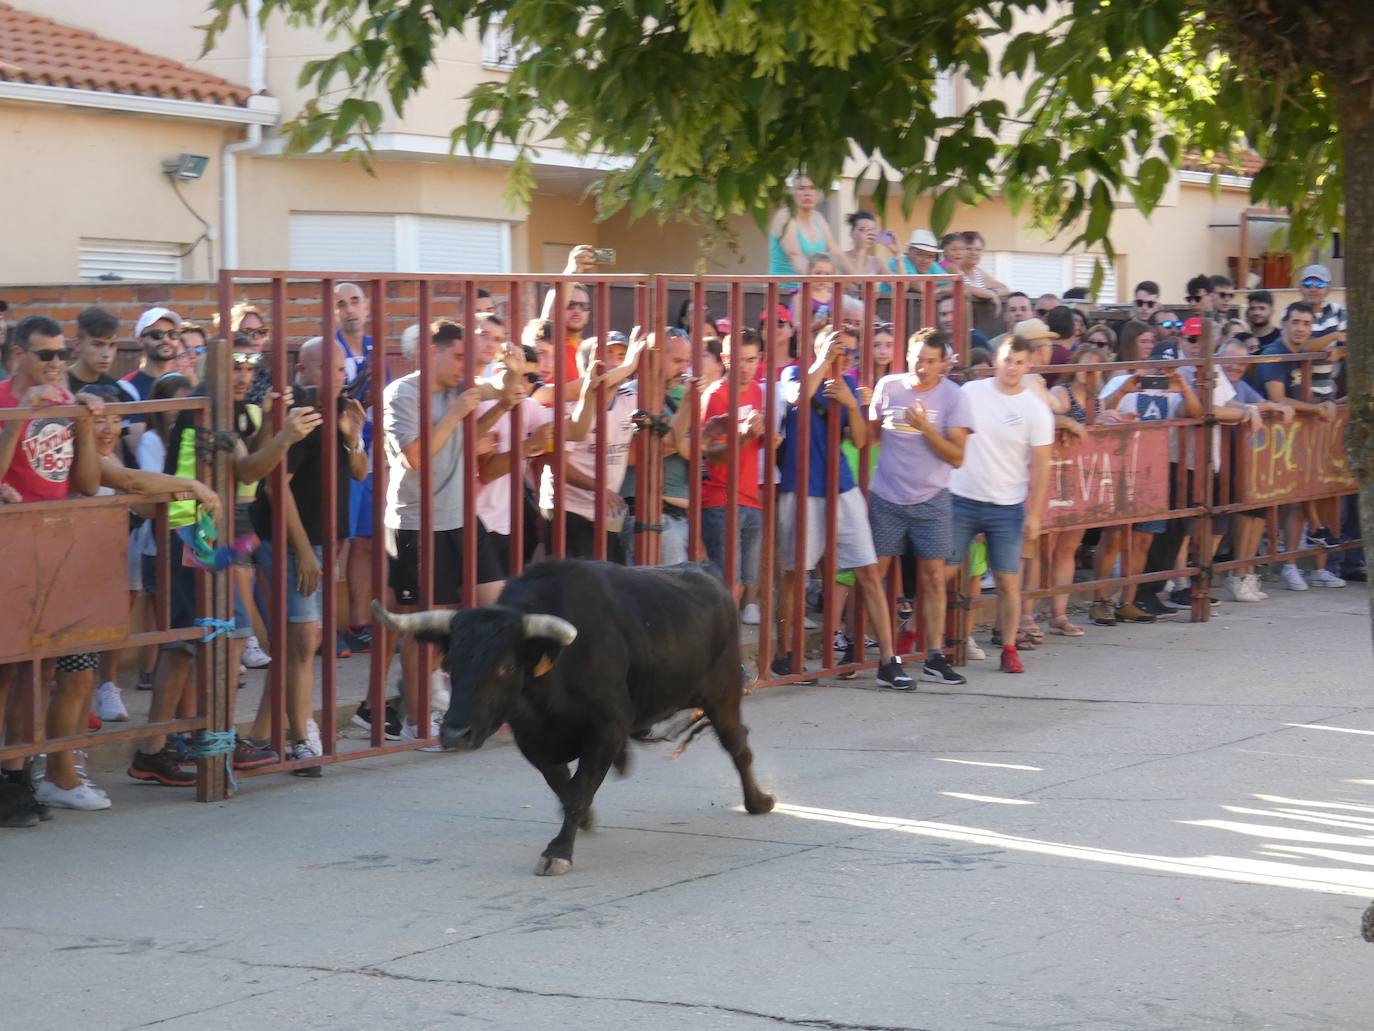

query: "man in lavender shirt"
xmin=868 ymin=329 xmax=974 ymax=685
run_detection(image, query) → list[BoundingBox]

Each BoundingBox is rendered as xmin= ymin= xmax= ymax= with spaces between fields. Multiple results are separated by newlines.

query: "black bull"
xmin=373 ymin=560 xmax=775 ymax=875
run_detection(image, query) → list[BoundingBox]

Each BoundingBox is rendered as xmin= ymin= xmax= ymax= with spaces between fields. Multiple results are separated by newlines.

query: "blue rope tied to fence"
xmin=175 ymin=729 xmax=239 ymax=793
xmin=193 ymin=617 xmax=237 ymax=642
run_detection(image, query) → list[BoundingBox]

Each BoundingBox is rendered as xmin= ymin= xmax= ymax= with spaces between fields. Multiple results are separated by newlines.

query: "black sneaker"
xmin=352 ymin=699 xmax=403 ymax=740
xmin=0 ymin=781 xmax=38 ymax=829
xmin=769 ymin=652 xmax=818 ymax=685
xmin=836 ymin=644 xmax=859 ymax=680
xmin=920 ymin=653 xmax=967 ymax=686
xmin=1305 ymin=525 xmax=1341 ymax=549
xmin=876 ymin=658 xmax=915 ymax=691
xmin=1169 ymin=587 xmax=1193 ymax=609
xmin=1135 ymin=593 xmax=1175 ymax=619
xmin=342 ymin=626 xmax=374 ymax=653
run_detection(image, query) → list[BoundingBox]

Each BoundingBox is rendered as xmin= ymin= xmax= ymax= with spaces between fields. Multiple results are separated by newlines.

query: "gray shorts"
xmin=777 ymin=488 xmax=878 ymax=572
xmin=869 ymin=489 xmax=953 ymax=561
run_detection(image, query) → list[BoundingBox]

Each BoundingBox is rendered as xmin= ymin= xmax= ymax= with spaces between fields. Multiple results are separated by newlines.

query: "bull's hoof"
xmin=534 ymin=855 xmax=574 ymax=877
xmin=746 ymin=792 xmax=776 ymax=815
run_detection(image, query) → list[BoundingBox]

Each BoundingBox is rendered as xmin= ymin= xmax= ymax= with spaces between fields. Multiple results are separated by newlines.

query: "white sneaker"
xmin=1281 ymin=564 xmax=1309 ymax=591
xmin=741 ymin=603 xmax=760 ymax=626
xmin=1228 ymin=575 xmax=1261 ymax=603
xmin=965 ymin=635 xmax=987 ymax=661
xmin=35 ymin=778 xmax=111 ymax=811
xmin=1310 ymin=568 xmax=1347 ymax=588
xmin=980 ymin=572 xmax=996 ymax=590
xmin=304 ymin=718 xmax=323 ymax=756
xmin=1244 ymin=574 xmax=1269 ymax=601
xmin=401 ymin=718 xmax=445 ymax=753
xmin=94 ymin=681 xmax=129 ymax=721
xmin=288 ymin=738 xmax=323 ymax=775
xmin=242 ymin=637 xmax=271 ymax=668
xmin=431 ymin=669 xmax=452 ymax=711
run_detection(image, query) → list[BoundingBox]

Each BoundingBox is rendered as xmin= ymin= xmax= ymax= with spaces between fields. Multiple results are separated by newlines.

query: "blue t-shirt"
xmin=1253 ymin=339 xmax=1303 ymax=400
xmin=1233 ymin=378 xmax=1264 ymax=405
xmin=779 ymin=366 xmax=858 ymax=497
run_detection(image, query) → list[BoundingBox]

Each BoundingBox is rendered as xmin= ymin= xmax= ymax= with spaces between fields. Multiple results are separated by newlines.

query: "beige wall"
xmin=0 ymin=103 xmax=229 ymax=284
xmin=235 ymin=154 xmax=525 ymax=269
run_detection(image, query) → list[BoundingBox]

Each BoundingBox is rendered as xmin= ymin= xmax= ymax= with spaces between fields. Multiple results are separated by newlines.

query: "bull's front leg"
xmin=534 ymin=739 xmax=622 ymax=876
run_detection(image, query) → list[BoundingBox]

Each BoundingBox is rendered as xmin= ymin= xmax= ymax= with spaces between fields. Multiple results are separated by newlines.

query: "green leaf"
xmin=929 ymin=187 xmax=958 ymax=236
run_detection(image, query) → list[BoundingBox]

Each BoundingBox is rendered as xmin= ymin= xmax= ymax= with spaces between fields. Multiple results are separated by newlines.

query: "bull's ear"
xmin=522 ymin=640 xmax=565 ymax=679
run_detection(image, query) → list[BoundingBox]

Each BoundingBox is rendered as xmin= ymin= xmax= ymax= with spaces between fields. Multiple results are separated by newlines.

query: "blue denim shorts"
xmin=701 ymin=505 xmax=763 ymax=585
xmin=950 ymin=495 xmax=1026 ymax=575
xmin=255 ymin=539 xmax=325 ymax=624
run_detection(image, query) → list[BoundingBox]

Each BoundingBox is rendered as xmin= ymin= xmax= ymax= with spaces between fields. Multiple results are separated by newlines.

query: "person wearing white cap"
xmin=121 ymin=307 xmax=182 ymax=404
xmin=888 ymin=229 xmax=946 ymax=279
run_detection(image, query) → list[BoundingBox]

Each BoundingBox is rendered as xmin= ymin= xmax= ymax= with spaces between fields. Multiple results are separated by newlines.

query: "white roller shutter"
xmin=994 ymin=252 xmax=1065 ymax=298
xmin=289 ymin=213 xmax=397 ymax=272
xmin=415 ymin=216 xmax=509 ymax=274
xmin=79 ymin=238 xmax=183 ymax=281
xmin=1071 ymin=254 xmax=1118 ymax=302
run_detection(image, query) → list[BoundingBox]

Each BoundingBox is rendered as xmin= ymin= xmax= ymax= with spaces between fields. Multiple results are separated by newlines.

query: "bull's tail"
xmin=669 ymin=712 xmax=714 ymax=759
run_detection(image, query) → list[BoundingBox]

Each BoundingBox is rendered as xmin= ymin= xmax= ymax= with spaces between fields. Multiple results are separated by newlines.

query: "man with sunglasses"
xmin=540 ymin=279 xmax=593 ymax=382
xmin=1209 ymin=275 xmax=1236 ymax=312
xmin=1133 ymin=281 xmax=1161 ymax=322
xmin=1034 ymin=294 xmax=1060 ymax=319
xmin=0 ymin=315 xmax=104 ymax=823
xmin=121 ymin=307 xmax=181 ymax=406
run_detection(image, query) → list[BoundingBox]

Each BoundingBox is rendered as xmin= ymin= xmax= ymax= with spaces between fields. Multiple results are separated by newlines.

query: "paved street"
xmin=8 ymin=583 xmax=1374 ymax=1030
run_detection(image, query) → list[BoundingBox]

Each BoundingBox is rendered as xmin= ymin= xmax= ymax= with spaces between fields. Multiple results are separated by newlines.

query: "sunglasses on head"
xmin=1301 ymin=277 xmax=1328 ymax=289
xmin=666 ymin=327 xmax=690 ymax=339
xmin=1158 ymin=319 xmax=1183 ymax=330
xmin=566 ymin=301 xmax=592 ymax=312
xmin=143 ymin=328 xmax=181 ymax=342
xmin=232 ymin=351 xmax=263 ymax=368
xmin=29 ymin=347 xmax=72 ymax=363
xmin=873 ymin=321 xmax=894 ymax=332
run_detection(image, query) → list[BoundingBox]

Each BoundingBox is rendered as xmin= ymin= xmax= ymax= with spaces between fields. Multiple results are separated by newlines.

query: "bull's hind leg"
xmin=703 ymin=696 xmax=774 ymax=815
xmin=532 ymin=740 xmax=620 ymax=876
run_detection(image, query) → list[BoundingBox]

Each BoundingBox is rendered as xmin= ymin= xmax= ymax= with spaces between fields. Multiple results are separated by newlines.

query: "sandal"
xmin=994 ymin=627 xmax=1038 ymax=650
xmin=1019 ymin=619 xmax=1045 ymax=643
xmin=1049 ymin=617 xmax=1085 ymax=637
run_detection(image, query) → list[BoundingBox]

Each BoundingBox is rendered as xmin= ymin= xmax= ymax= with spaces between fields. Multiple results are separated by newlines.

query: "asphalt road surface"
xmin=7 ymin=584 xmax=1374 ymax=1030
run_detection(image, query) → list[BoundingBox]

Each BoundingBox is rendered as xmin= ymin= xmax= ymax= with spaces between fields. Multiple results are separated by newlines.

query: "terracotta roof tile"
xmin=0 ymin=2 xmax=251 ymax=106
xmin=1182 ymin=150 xmax=1264 ymax=177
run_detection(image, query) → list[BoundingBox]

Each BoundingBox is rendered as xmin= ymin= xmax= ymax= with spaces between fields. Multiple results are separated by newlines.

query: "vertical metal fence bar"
xmin=367 ymin=279 xmax=387 ymax=748
xmin=461 ymin=280 xmax=478 ymax=611
xmin=591 ymin=280 xmax=609 ymax=561
xmin=319 ymin=277 xmax=338 ymax=756
xmin=722 ymin=280 xmax=743 ymax=594
xmin=507 ymin=277 xmax=525 ymax=579
xmin=268 ymin=276 xmax=289 ymax=762
xmin=759 ymin=281 xmax=780 ymax=679
xmin=550 ymin=282 xmax=568 ymax=559
xmin=416 ymin=280 xmax=434 ymax=725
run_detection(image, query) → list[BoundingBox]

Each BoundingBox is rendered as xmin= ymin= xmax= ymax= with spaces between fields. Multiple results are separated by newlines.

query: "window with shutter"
xmin=79 ymin=239 xmax=184 ymax=282
xmin=932 ymin=68 xmax=957 ymax=119
xmin=993 ymin=252 xmax=1067 ymax=298
xmin=482 ymin=18 xmax=523 ymax=70
xmin=1071 ymin=254 xmax=1118 ymax=302
xmin=416 ymin=216 xmax=509 ymax=273
xmin=289 ymin=213 xmax=397 ymax=272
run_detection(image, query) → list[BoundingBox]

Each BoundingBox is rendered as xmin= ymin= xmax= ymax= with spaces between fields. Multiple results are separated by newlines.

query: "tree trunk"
xmin=1334 ymin=88 xmax=1374 ymax=653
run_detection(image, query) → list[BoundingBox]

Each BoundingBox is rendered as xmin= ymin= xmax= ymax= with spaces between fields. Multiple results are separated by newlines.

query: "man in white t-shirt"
xmin=948 ymin=336 xmax=1054 ymax=673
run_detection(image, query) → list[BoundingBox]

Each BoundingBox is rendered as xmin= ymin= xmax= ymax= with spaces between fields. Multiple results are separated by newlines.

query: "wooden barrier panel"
xmin=1235 ymin=408 xmax=1356 ymax=505
xmin=0 ymin=504 xmax=128 ymax=662
xmin=1042 ymin=422 xmax=1172 ymax=530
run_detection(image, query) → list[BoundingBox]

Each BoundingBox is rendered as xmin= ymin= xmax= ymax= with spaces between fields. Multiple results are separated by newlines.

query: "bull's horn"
xmin=521 ymin=614 xmax=578 ymax=645
xmin=371 ymin=599 xmax=453 ymax=636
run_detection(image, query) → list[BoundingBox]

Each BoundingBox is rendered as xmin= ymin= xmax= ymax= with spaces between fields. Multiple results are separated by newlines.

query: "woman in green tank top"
xmin=768 ymin=175 xmax=851 ymax=288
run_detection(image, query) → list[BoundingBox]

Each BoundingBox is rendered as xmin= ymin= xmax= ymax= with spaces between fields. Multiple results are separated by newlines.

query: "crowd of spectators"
xmin=0 ymin=229 xmax=1360 ymax=828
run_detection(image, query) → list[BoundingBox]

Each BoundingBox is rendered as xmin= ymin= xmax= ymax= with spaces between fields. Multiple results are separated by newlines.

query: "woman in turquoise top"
xmin=768 ymin=175 xmax=850 ymax=288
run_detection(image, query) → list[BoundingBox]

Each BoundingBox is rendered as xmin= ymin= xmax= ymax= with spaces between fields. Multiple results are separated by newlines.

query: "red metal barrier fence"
xmin=0 ymin=269 xmax=1359 ymax=803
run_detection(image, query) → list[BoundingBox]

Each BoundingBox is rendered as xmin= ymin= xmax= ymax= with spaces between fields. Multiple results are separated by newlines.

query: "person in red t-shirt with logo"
xmin=697 ymin=328 xmax=765 ymax=603
xmin=0 ymin=315 xmax=105 ymax=825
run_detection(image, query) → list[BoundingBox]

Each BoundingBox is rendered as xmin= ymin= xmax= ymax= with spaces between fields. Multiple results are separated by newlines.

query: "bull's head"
xmin=371 ymin=600 xmax=577 ymax=750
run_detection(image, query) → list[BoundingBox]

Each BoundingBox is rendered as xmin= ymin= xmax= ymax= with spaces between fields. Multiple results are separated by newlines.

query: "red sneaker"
xmin=88 ymin=711 xmax=102 ymax=732
xmin=1000 ymin=646 xmax=1024 ymax=674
